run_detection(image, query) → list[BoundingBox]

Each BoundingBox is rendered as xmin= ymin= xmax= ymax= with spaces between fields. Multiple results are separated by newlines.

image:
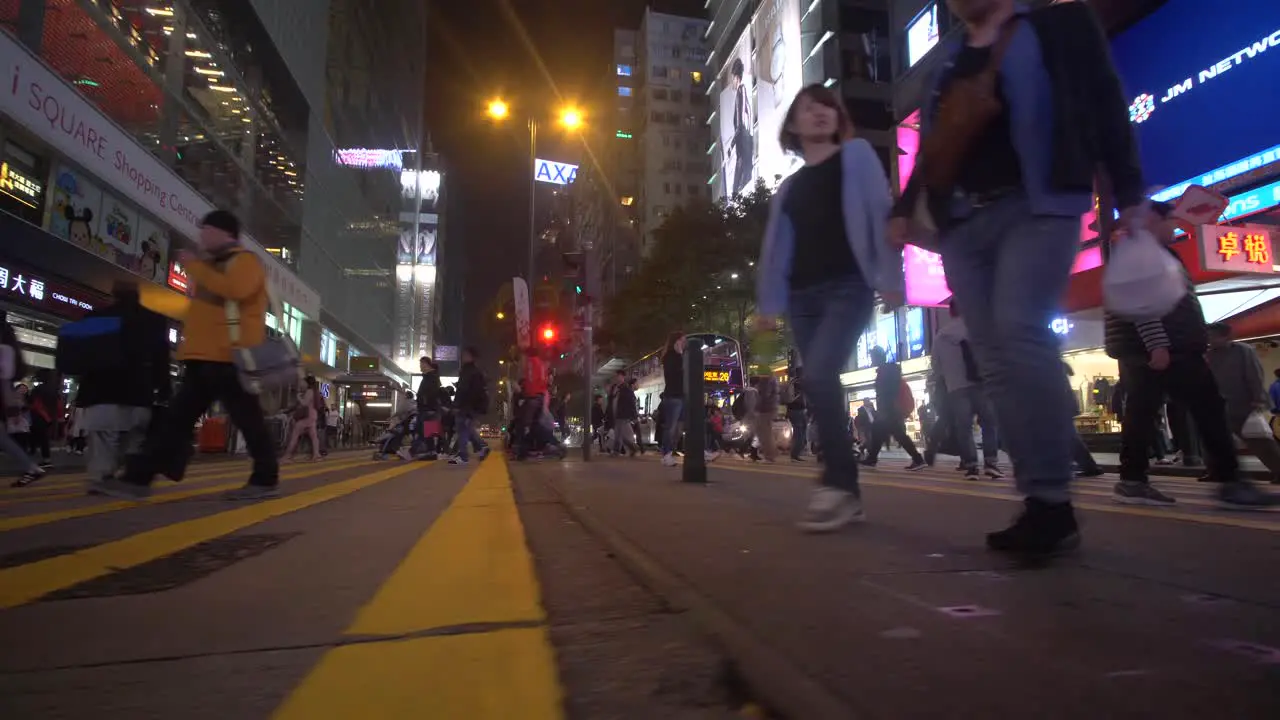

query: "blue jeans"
xmin=788 ymin=276 xmax=874 ymax=493
xmin=939 ymin=195 xmax=1079 ymax=503
xmin=455 ymin=413 xmax=486 ymax=461
xmin=660 ymin=399 xmax=684 ymax=454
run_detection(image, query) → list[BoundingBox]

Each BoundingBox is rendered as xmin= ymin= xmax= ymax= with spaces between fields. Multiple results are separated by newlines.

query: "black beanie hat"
xmin=200 ymin=209 xmax=241 ymax=239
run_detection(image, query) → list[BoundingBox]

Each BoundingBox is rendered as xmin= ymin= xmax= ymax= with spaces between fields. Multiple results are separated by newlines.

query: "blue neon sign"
xmin=1152 ymin=144 xmax=1280 ymax=203
xmin=1111 ymin=0 xmax=1280 ymax=188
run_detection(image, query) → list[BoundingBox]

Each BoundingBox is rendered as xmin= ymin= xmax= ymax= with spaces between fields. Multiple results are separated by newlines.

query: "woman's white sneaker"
xmin=661 ymin=453 xmax=678 ymax=467
xmin=798 ymin=486 xmax=864 ymax=533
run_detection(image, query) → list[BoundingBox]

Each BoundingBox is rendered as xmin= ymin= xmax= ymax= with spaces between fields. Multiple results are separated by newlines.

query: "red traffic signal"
xmin=540 ymin=325 xmax=557 ymax=342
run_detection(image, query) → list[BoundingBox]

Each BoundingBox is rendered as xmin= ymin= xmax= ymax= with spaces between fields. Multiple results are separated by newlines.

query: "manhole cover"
xmin=42 ymin=532 xmax=301 ymax=601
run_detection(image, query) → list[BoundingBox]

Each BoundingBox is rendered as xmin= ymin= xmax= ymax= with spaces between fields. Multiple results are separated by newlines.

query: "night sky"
xmin=425 ymin=0 xmax=706 ymax=361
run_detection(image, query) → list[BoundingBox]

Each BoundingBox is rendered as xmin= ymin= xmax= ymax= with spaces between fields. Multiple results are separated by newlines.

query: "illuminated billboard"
xmin=715 ymin=0 xmax=803 ymax=201
xmin=752 ymin=0 xmax=804 ymax=189
xmin=716 ymin=28 xmax=756 ymax=199
xmin=334 ymin=148 xmax=404 ymax=170
xmin=1111 ymin=0 xmax=1280 ymax=188
xmin=906 ymin=5 xmax=941 ymax=68
xmin=534 ymin=158 xmax=578 ymax=185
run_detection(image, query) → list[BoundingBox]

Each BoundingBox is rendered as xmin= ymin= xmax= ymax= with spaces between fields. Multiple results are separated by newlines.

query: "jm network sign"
xmin=534 ymin=158 xmax=577 ymax=185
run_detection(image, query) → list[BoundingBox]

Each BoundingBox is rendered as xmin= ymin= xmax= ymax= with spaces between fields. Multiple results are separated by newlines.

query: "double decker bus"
xmin=623 ymin=333 xmax=743 ymax=444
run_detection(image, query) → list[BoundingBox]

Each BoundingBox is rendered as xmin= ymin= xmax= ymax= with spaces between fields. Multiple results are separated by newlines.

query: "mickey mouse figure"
xmin=64 ymin=206 xmax=94 ymax=249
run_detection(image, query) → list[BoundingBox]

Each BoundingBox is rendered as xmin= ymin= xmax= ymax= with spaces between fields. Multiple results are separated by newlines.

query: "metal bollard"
xmin=682 ymin=337 xmax=707 ymax=484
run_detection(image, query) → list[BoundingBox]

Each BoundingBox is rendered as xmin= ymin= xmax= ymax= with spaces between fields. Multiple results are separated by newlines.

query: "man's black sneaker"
xmin=11 ymin=469 xmax=46 ymax=488
xmin=963 ymin=466 xmax=981 ymax=481
xmin=984 ymin=463 xmax=1005 ymax=479
xmin=1217 ymin=481 xmax=1280 ymax=511
xmin=905 ymin=460 xmax=928 ymax=472
xmin=986 ymin=498 xmax=1080 ymax=559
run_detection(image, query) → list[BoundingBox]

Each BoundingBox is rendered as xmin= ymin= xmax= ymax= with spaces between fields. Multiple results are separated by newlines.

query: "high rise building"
xmin=636 ymin=9 xmax=712 ymax=255
xmin=703 ymin=0 xmax=895 ymax=201
xmin=0 ymin=0 xmax=426 ymax=406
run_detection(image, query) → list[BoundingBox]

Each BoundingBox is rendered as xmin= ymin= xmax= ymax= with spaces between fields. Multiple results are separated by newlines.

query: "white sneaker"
xmin=396 ymin=449 xmax=412 ymax=461
xmin=705 ymin=451 xmax=721 ymax=463
xmin=661 ymin=453 xmax=678 ymax=467
xmin=798 ymin=486 xmax=864 ymax=533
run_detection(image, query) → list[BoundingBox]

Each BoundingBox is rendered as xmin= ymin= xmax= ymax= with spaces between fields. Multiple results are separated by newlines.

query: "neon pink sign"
xmin=897 ymin=111 xmax=1102 ymax=306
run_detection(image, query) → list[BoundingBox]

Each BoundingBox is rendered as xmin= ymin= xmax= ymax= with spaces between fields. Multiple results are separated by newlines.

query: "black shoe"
xmin=11 ymin=469 xmax=46 ymax=488
xmin=986 ymin=498 xmax=1080 ymax=560
xmin=1075 ymin=468 xmax=1104 ymax=478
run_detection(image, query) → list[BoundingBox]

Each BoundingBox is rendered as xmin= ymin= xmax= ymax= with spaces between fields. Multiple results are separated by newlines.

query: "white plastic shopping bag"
xmin=1241 ymin=412 xmax=1272 ymax=440
xmin=1102 ymin=228 xmax=1188 ymax=321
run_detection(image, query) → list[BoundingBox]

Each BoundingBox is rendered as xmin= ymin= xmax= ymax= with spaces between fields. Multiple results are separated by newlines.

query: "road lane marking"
xmin=2 ymin=451 xmax=368 ymax=494
xmin=272 ymin=453 xmax=564 ymax=720
xmin=0 ymin=462 xmax=424 ymax=609
xmin=0 ymin=459 xmax=375 ymax=533
xmin=712 ymin=462 xmax=1280 ymax=532
xmin=0 ymin=456 xmax=365 ymax=507
xmin=271 ymin=629 xmax=562 ymax=720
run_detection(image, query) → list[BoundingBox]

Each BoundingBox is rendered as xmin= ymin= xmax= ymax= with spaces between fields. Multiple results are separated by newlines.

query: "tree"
xmin=597 ymin=181 xmax=777 ymax=367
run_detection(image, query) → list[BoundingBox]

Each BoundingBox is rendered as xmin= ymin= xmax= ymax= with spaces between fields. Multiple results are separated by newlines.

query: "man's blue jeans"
xmin=788 ymin=276 xmax=874 ymax=493
xmin=938 ymin=195 xmax=1079 ymax=503
xmin=455 ymin=413 xmax=486 ymax=461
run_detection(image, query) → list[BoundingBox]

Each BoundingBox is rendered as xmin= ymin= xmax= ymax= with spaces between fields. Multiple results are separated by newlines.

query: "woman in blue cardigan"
xmin=755 ymin=84 xmax=904 ymax=532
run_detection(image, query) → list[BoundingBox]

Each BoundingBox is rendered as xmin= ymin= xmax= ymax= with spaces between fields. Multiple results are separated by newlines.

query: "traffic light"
xmin=574 ymin=284 xmax=583 ymax=295
xmin=540 ymin=324 xmax=557 ymax=343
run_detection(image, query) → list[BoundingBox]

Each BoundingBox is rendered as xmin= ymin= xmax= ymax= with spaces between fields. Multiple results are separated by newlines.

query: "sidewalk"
xmin=511 ymin=455 xmax=1280 ymax=719
xmin=870 ymin=447 xmax=1275 ymax=481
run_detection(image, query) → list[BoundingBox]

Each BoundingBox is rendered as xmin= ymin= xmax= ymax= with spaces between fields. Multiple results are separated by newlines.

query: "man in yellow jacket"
xmin=100 ymin=210 xmax=280 ymax=501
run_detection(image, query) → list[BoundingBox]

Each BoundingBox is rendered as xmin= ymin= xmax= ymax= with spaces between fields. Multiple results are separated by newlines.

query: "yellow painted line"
xmin=4 ymin=451 xmax=368 ymax=493
xmin=272 ymin=453 xmax=564 ymax=720
xmin=715 ymin=463 xmax=1280 ymax=533
xmin=0 ymin=459 xmax=349 ymax=507
xmin=0 ymin=461 xmax=424 ymax=610
xmin=271 ymin=629 xmax=562 ymax=720
xmin=0 ymin=459 xmax=374 ymax=533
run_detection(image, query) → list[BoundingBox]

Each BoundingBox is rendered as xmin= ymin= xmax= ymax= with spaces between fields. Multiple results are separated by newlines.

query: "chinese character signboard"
xmin=1198 ymin=224 xmax=1277 ymax=275
xmin=0 ymin=262 xmax=98 ymax=318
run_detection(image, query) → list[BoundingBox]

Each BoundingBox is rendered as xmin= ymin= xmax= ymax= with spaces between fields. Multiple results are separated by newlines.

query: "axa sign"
xmin=534 ymin=158 xmax=578 ymax=185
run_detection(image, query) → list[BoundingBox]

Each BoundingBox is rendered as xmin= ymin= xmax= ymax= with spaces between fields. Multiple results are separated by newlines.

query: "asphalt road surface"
xmin=0 ymin=447 xmax=1276 ymax=719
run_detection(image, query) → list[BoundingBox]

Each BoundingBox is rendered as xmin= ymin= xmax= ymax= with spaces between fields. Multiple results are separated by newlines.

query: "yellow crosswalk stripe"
xmin=271 ymin=453 xmax=564 ymax=720
xmin=0 ymin=459 xmax=374 ymax=532
xmin=0 ymin=461 xmax=425 ymax=610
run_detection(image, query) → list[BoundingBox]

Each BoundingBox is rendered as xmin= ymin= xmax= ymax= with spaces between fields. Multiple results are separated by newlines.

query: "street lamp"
xmin=496 ymin=311 xmax=505 ymax=320
xmin=485 ymin=97 xmax=586 ymax=294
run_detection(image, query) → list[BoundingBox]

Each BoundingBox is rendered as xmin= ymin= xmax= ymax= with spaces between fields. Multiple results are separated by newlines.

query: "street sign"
xmin=1198 ymin=224 xmax=1278 ymax=275
xmin=534 ymin=158 xmax=577 ymax=185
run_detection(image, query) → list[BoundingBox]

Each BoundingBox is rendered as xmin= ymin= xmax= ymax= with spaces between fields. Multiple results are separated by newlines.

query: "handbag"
xmin=1102 ymin=228 xmax=1188 ymax=321
xmin=918 ymin=19 xmax=1022 ymax=192
xmin=225 ymin=291 xmax=302 ymax=396
xmin=1241 ymin=411 xmax=1272 ymax=440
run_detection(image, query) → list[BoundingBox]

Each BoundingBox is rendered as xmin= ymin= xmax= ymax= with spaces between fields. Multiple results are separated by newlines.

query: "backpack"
xmin=56 ymin=315 xmax=126 ymax=376
xmin=897 ymin=379 xmax=914 ymax=417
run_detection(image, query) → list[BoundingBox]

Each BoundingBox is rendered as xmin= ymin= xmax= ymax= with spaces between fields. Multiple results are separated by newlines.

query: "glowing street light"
xmin=559 ymin=107 xmax=583 ymax=131
xmin=496 ymin=311 xmax=505 ymax=320
xmin=486 ymin=98 xmax=509 ymax=120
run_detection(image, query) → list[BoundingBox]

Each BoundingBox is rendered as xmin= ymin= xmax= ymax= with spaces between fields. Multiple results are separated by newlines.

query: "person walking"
xmin=72 ymin=281 xmax=171 ymax=494
xmin=100 ymin=209 xmax=280 ymax=500
xmin=448 ymin=346 xmax=492 ymax=465
xmin=659 ymin=332 xmax=686 ymax=467
xmin=1205 ymin=323 xmax=1280 ymax=492
xmin=861 ymin=347 xmax=928 ymax=471
xmin=928 ymin=298 xmax=1002 ymax=480
xmin=785 ymin=374 xmax=808 ymax=462
xmin=2 ymin=320 xmax=45 ymax=487
xmin=755 ymin=83 xmax=903 ymax=531
xmin=610 ymin=369 xmax=641 ymax=457
xmin=889 ymin=0 xmax=1155 ymax=557
xmin=283 ymin=376 xmax=321 ymax=462
xmin=751 ymin=373 xmax=781 ymax=463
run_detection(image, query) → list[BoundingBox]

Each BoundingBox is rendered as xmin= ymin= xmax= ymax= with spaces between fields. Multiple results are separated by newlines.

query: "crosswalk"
xmin=0 ymin=450 xmax=566 ymax=720
xmin=599 ymin=451 xmax=1280 ymax=532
